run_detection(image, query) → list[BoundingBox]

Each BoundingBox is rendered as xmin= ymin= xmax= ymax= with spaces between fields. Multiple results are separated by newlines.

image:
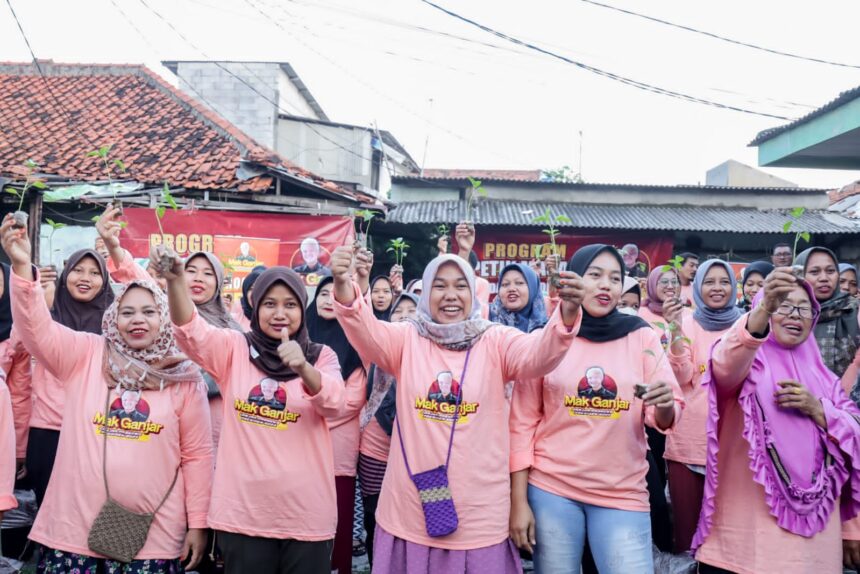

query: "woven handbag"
xmin=395 ymin=350 xmax=471 ymax=538
xmin=87 ymin=391 xmax=179 ymax=563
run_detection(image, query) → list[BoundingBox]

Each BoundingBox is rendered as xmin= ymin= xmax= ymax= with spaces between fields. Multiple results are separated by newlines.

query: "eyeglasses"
xmin=657 ymin=280 xmax=679 ymax=287
xmin=773 ymin=303 xmax=817 ymax=320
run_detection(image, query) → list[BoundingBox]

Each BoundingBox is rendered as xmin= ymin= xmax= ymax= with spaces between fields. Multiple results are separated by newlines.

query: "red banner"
xmin=475 ymin=230 xmax=674 ymax=293
xmin=119 ymin=208 xmax=353 ymax=287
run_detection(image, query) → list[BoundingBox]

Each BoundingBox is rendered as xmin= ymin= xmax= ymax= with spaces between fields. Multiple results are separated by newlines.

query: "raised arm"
xmin=97 ymin=203 xmax=149 ymax=283
xmin=331 ymin=246 xmax=410 ymax=374
xmin=668 ymin=314 xmax=695 ymax=390
xmin=0 ymin=215 xmax=93 ymax=380
xmin=499 ymin=271 xmax=584 ymax=382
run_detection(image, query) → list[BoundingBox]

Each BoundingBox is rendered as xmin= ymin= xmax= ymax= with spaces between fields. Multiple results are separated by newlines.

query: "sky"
xmin=2 ymin=0 xmax=860 ymax=189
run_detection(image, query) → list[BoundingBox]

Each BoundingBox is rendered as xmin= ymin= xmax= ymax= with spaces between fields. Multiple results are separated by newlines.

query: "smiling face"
xmin=260 ymin=378 xmax=278 ymax=400
xmin=840 ymin=270 xmax=858 ymax=297
xmin=581 ymin=252 xmax=623 ymax=318
xmin=804 ymin=251 xmax=839 ymax=302
xmin=301 ymin=238 xmax=320 ymax=266
xmin=654 ymin=271 xmax=679 ymax=301
xmin=185 ymin=255 xmax=218 ymax=305
xmin=499 ymin=269 xmax=529 ymax=312
xmin=315 ymin=283 xmax=335 ymax=320
xmin=257 ymin=283 xmax=303 ymax=339
xmin=743 ymin=272 xmax=766 ymax=302
xmin=371 ymin=278 xmax=393 ymax=312
xmin=701 ymin=264 xmax=732 ymax=309
xmin=586 ymin=367 xmax=604 ymax=390
xmin=116 ymin=287 xmax=161 ymax=350
xmin=121 ymin=390 xmax=139 ymax=413
xmin=66 ymin=255 xmax=104 ymax=303
xmin=429 ymin=262 xmax=473 ymax=324
xmin=771 ymin=286 xmax=815 ymax=348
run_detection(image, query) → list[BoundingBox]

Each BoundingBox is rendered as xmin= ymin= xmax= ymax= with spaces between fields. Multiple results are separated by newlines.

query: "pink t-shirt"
xmin=665 ymin=315 xmax=727 ymax=466
xmin=696 ymin=318 xmax=857 ymax=573
xmin=1 ymin=337 xmax=31 ymax=457
xmin=510 ymin=326 xmax=684 ymax=511
xmin=334 ymin=283 xmax=578 ymax=550
xmin=476 ymin=277 xmax=490 ymax=320
xmin=0 ymin=374 xmax=16 ymax=512
xmin=328 ymin=367 xmax=367 ymax=477
xmin=359 ymin=418 xmax=391 ymax=462
xmin=174 ymin=311 xmax=346 ymax=540
xmin=680 ymin=283 xmax=695 ymax=309
xmin=11 ymin=272 xmax=213 ymax=559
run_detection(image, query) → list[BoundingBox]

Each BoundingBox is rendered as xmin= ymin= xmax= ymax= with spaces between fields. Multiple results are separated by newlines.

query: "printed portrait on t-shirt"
xmin=427 ymin=370 xmax=460 ymax=405
xmin=109 ymin=389 xmax=150 ymax=423
xmin=248 ymin=378 xmax=287 ymax=411
xmin=577 ymin=366 xmax=618 ymax=400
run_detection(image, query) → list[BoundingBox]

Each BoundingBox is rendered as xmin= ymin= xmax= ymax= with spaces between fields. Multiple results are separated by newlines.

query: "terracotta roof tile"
xmin=0 ymin=61 xmax=369 ymax=202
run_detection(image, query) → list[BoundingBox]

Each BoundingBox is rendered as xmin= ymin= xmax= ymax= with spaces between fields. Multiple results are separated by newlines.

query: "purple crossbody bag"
xmin=394 ymin=349 xmax=472 ymax=538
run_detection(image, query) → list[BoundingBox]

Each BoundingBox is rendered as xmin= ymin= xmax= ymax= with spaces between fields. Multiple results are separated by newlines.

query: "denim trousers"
xmin=528 ymin=483 xmax=653 ymax=574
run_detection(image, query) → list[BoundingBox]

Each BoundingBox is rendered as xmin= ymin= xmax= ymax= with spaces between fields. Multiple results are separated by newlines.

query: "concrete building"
xmin=163 ymin=60 xmax=417 ymax=197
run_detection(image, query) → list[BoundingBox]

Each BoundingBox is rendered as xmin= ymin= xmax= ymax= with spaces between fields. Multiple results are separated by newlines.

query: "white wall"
xmin=278 ymin=119 xmax=374 ymax=188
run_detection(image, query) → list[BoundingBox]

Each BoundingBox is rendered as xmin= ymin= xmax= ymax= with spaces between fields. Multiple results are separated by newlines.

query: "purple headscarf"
xmin=642 ymin=267 xmax=679 ymax=315
xmin=692 ymin=281 xmax=860 ymax=550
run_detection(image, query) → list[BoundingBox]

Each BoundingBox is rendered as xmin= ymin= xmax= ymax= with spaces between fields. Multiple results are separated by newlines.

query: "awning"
xmin=386 ymin=200 xmax=860 ymax=234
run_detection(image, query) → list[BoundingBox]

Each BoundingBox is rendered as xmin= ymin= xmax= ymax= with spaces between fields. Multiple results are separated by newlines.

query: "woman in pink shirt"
xmin=0 ymin=370 xmax=16 ymax=523
xmin=0 ymin=215 xmax=212 ymax=574
xmin=306 ymin=276 xmax=367 ymax=574
xmin=330 ymin=245 xmax=584 ymax=574
xmin=358 ymin=292 xmax=419 ymax=568
xmin=665 ymin=259 xmax=743 ymax=553
xmin=692 ymin=268 xmax=860 ymax=573
xmin=14 ymin=248 xmax=116 ymax=509
xmin=510 ymin=244 xmax=684 ymax=574
xmin=163 ymin=253 xmax=346 ymax=574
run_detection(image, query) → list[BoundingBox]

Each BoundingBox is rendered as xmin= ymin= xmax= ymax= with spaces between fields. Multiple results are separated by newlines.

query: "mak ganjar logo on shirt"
xmin=92 ymin=390 xmax=164 ymax=441
xmin=234 ymin=378 xmax=301 ymax=430
xmin=564 ymin=366 xmax=631 ymax=419
xmin=414 ymin=370 xmax=480 ymax=424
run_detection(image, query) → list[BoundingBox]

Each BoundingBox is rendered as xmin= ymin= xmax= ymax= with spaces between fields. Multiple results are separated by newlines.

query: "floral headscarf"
xmin=101 ymin=279 xmax=201 ymax=391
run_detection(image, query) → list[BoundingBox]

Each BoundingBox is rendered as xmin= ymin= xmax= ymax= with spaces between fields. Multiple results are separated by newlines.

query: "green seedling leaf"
xmin=467 ymin=177 xmax=482 ymax=188
xmin=119 ymin=221 xmax=128 ymax=229
xmin=643 ymin=349 xmax=656 ymax=357
xmin=156 ymin=205 xmax=166 ymax=220
xmin=30 ymin=180 xmax=47 ymax=190
xmin=113 ymin=159 xmax=126 ymax=172
xmin=86 ymin=150 xmax=101 ymax=158
xmin=98 ymin=145 xmax=111 ymax=157
xmin=668 ymin=322 xmax=679 ymax=332
xmin=790 ymin=207 xmax=805 ymax=218
xmin=800 ymin=232 xmax=811 ymax=242
xmin=652 ymin=322 xmax=666 ymax=331
xmin=660 ymin=264 xmax=672 ymax=272
xmin=680 ymin=337 xmax=692 ymax=345
xmin=4 ymin=188 xmax=19 ymax=196
xmin=23 ymin=159 xmax=37 ymax=169
xmin=556 ymin=215 xmax=572 ymax=224
xmin=91 ymin=215 xmax=101 ymax=223
xmin=386 ymin=247 xmax=394 ymax=253
xmin=782 ymin=221 xmax=793 ymax=233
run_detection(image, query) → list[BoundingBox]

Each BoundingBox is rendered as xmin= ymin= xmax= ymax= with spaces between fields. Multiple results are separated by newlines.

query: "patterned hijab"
xmin=51 ymin=249 xmax=114 ymax=334
xmin=409 ymin=255 xmax=495 ymax=351
xmin=101 ymin=280 xmax=201 ymax=391
xmin=489 ymin=263 xmax=548 ymax=333
xmin=243 ymin=267 xmax=323 ymax=380
xmin=185 ymin=252 xmax=242 ymax=331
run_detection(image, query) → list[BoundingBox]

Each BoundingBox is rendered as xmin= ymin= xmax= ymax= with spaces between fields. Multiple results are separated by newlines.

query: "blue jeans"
xmin=528 ymin=483 xmax=653 ymax=574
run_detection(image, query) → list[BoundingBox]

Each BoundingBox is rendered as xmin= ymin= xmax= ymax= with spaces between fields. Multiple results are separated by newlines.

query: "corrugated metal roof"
xmin=392 ymin=176 xmax=824 ymax=194
xmin=386 ymin=200 xmax=860 ymax=234
xmin=750 ymin=85 xmax=860 ymax=146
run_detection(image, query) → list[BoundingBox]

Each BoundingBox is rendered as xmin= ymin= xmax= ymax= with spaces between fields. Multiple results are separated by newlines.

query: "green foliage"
xmin=386 ymin=237 xmax=410 ymax=266
xmin=153 ymin=182 xmax=179 ymax=238
xmin=354 ymin=209 xmax=376 ymax=238
xmin=660 ymin=255 xmax=685 ymax=273
xmin=45 ymin=218 xmax=66 ymax=231
xmin=7 ymin=159 xmax=47 ymax=212
xmin=464 ymin=177 xmax=488 ymax=220
xmin=532 ymin=208 xmax=570 ymax=257
xmin=783 ymin=207 xmax=811 ymax=260
xmin=86 ymin=144 xmax=127 ymax=195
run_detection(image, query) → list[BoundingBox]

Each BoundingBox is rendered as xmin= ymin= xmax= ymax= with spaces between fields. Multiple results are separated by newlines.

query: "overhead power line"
xmin=418 ymin=0 xmax=793 ymax=121
xmin=580 ymin=0 xmax=860 ymax=70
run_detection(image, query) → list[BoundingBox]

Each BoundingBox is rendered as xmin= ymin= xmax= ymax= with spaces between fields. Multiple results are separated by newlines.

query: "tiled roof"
xmin=415 ymin=169 xmax=543 ymax=182
xmin=750 ymin=85 xmax=860 ymax=146
xmin=387 ymin=199 xmax=860 ymax=234
xmin=0 ymin=61 xmax=362 ymax=199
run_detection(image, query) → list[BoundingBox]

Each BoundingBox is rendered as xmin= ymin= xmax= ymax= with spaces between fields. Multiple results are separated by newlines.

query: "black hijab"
xmin=306 ymin=276 xmax=363 ymax=379
xmin=567 ymin=244 xmax=649 ymax=343
xmin=243 ymin=267 xmax=323 ymax=380
xmin=369 ymin=275 xmax=394 ymax=321
xmin=0 ymin=263 xmax=11 ymax=342
xmin=738 ymin=261 xmax=774 ymax=309
xmin=51 ymin=249 xmax=115 ymax=334
xmin=241 ymin=265 xmax=267 ymax=321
